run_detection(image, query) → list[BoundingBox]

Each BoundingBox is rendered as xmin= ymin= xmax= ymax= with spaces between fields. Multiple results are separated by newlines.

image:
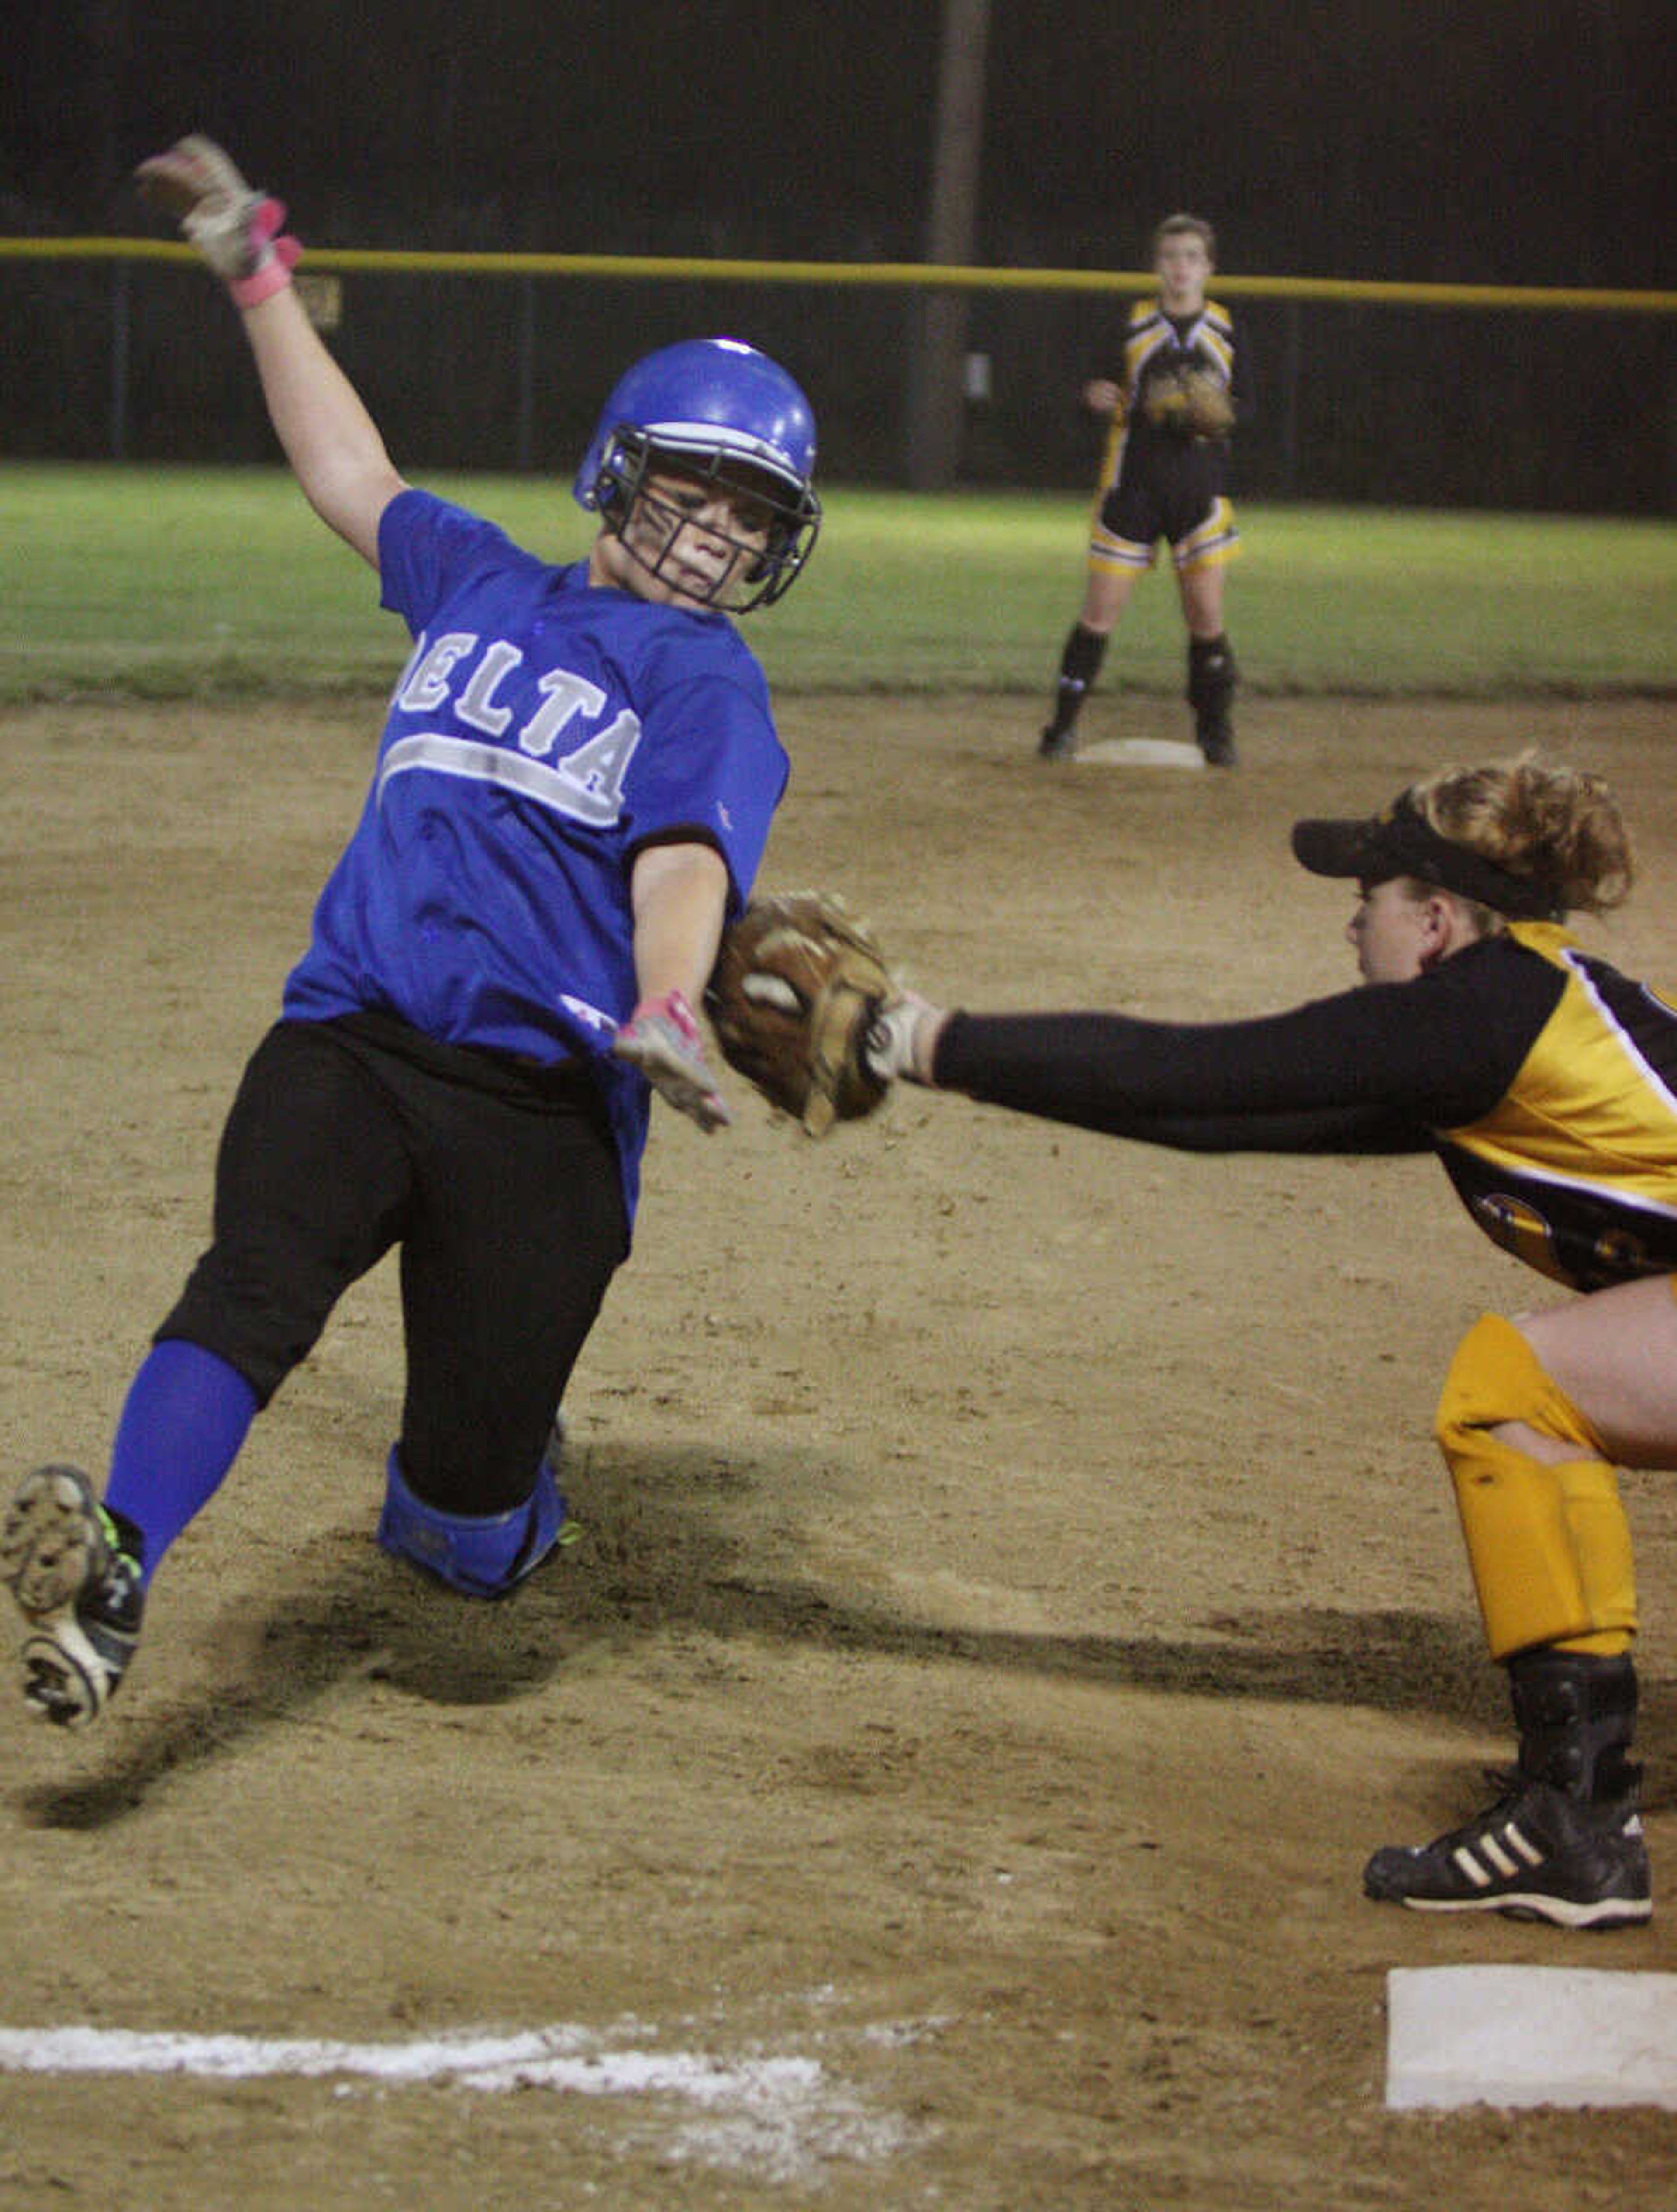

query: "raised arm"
xmin=238 ymin=287 xmax=406 ymax=565
xmin=136 ymin=136 xmax=404 ymax=567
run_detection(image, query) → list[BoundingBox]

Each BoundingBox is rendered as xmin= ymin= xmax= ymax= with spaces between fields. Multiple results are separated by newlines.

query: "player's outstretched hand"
xmin=613 ymin=990 xmax=732 ymax=1133
xmin=135 ymin=135 xmax=301 ymax=304
xmin=862 ymin=991 xmax=940 ymax=1086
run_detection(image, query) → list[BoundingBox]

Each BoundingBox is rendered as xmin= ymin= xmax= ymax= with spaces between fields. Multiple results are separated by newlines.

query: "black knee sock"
xmin=1187 ymin=632 xmax=1236 ymax=718
xmin=1046 ymin=622 xmax=1108 ymax=736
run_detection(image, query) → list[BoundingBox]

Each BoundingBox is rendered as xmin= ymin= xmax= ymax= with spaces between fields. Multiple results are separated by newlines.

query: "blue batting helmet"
xmin=573 ymin=338 xmax=821 ymax=609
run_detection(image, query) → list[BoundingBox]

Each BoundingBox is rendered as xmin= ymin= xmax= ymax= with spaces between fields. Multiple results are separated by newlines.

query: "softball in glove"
xmin=705 ymin=893 xmax=895 ymax=1135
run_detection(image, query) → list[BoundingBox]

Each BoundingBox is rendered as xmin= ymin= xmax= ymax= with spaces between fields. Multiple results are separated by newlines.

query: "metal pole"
xmin=905 ymin=0 xmax=990 ymax=489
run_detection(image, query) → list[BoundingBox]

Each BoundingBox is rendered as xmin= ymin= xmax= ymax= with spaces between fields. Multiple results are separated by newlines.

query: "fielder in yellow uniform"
xmin=868 ymin=755 xmax=1674 ymax=1928
xmin=1038 ymin=213 xmax=1249 ymax=764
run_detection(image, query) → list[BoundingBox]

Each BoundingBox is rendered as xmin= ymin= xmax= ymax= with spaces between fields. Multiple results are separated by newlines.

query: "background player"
xmin=1038 ymin=214 xmax=1250 ymax=765
xmin=0 ymin=136 xmax=821 ymax=1728
xmin=869 ymin=753 xmax=1674 ymax=1929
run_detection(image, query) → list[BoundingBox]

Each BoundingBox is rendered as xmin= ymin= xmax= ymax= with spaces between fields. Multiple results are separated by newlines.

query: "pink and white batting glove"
xmin=612 ymin=990 xmax=732 ymax=1133
xmin=135 ymin=135 xmax=301 ymax=306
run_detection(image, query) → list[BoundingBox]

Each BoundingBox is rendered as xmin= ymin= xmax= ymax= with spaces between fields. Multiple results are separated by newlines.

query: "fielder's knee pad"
xmin=1434 ymin=1313 xmax=1636 ymax=1661
xmin=1186 ymin=634 xmax=1237 ymax=712
xmin=376 ymin=1447 xmax=566 ymax=1599
xmin=1060 ymin=621 xmax=1108 ymax=688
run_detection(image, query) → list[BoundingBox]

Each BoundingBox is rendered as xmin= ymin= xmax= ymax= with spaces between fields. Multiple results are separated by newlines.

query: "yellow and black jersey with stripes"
xmin=1435 ymin=923 xmax=1677 ymax=1290
xmin=1122 ymin=297 xmax=1236 ymax=412
xmin=932 ymin=924 xmax=1677 ymax=1295
xmin=1096 ymin=296 xmax=1242 ymax=493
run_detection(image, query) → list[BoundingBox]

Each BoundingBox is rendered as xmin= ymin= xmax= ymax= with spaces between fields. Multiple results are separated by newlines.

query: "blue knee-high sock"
xmin=104 ymin=1340 xmax=259 ymax=1586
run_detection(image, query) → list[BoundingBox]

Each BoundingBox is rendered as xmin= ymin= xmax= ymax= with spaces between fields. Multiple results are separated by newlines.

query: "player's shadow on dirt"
xmin=15 ymin=1532 xmax=572 ymax=1831
xmin=17 ymin=1437 xmax=1674 ymax=1828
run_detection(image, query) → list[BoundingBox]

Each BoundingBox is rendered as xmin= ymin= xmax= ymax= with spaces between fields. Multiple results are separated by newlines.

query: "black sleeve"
xmin=930 ymin=936 xmax=1565 ymax=1156
xmin=1073 ymin=1102 xmax=1429 ymax=1154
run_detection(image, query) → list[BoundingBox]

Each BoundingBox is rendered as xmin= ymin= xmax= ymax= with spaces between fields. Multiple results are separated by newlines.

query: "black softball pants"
xmin=158 ymin=1015 xmax=630 ymax=1515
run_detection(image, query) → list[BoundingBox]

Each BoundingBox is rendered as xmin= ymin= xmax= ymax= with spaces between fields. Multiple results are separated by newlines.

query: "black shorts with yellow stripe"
xmin=1091 ymin=445 xmax=1239 ymax=576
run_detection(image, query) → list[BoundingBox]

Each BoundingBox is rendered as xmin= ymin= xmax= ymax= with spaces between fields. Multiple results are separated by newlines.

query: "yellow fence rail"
xmin=7 ymin=238 xmax=1674 ymax=496
xmin=5 ymin=236 xmax=1675 ymax=315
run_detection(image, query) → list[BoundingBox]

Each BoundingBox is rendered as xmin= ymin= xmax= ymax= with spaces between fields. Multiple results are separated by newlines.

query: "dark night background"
xmin=4 ymin=1 xmax=1674 ymax=505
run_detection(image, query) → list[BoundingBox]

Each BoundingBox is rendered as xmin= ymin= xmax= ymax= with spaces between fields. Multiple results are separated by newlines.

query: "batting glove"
xmin=612 ymin=990 xmax=732 ymax=1133
xmin=135 ymin=135 xmax=301 ymax=306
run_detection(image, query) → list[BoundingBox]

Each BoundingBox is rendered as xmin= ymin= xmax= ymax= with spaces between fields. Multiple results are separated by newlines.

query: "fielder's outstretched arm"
xmin=875 ymin=949 xmax=1556 ymax=1149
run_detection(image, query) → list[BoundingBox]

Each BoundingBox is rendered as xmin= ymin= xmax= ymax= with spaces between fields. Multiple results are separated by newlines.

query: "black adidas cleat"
xmin=1363 ymin=1773 xmax=1651 ymax=1930
xmin=2 ymin=1465 xmax=144 ymax=1728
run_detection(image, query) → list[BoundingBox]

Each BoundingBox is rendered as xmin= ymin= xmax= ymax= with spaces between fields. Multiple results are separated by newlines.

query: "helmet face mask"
xmin=576 ymin=339 xmax=821 ymax=613
xmin=594 ymin=429 xmax=820 ymax=612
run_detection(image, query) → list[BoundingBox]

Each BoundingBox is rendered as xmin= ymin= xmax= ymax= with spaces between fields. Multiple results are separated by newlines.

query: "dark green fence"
xmin=3 ymin=243 xmax=1673 ymax=512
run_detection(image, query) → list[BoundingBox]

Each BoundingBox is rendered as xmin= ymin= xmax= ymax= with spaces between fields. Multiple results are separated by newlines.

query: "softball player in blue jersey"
xmin=870 ymin=754 xmax=1675 ymax=1928
xmin=1 ymin=137 xmax=821 ymax=1728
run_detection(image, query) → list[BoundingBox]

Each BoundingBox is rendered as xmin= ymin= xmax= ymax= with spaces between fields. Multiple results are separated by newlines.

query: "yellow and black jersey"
xmin=1435 ymin=924 xmax=1677 ymax=1288
xmin=1095 ymin=295 xmax=1249 ymax=494
xmin=1123 ymin=297 xmax=1237 ymax=413
xmin=933 ymin=924 xmax=1677 ymax=1294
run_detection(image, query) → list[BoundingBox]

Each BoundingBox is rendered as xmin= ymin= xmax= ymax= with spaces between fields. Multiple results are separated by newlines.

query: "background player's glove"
xmin=1143 ymin=365 xmax=1235 ymax=440
xmin=613 ymin=990 xmax=732 ymax=1132
xmin=704 ymin=894 xmax=895 ymax=1136
xmin=135 ymin=135 xmax=301 ymax=306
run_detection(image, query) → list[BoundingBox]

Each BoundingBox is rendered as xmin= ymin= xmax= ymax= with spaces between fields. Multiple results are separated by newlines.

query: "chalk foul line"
xmin=0 ymin=2017 xmax=929 ymax=2181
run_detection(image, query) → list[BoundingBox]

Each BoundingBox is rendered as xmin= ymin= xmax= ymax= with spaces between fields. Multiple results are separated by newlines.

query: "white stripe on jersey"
xmin=1562 ymin=948 xmax=1677 ymax=1119
xmin=377 ymin=727 xmax=640 ymax=831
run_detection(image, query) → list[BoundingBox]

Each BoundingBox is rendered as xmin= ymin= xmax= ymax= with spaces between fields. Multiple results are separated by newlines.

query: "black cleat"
xmin=1038 ymin=725 xmax=1077 ymax=760
xmin=1196 ymin=716 xmax=1237 ymax=766
xmin=1363 ymin=1773 xmax=1651 ymax=1930
xmin=2 ymin=1465 xmax=144 ymax=1728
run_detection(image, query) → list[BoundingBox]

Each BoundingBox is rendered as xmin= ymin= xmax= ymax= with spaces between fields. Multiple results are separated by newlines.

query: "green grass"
xmin=1 ymin=463 xmax=1671 ymax=702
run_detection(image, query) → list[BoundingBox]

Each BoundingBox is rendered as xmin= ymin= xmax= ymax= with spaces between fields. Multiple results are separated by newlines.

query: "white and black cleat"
xmin=1363 ymin=1772 xmax=1651 ymax=1929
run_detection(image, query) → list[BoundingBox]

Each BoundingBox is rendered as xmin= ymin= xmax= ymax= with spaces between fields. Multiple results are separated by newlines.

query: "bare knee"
xmin=1489 ymin=1417 xmax=1591 ymax=1465
xmin=1080 ymin=574 xmax=1133 ymax=633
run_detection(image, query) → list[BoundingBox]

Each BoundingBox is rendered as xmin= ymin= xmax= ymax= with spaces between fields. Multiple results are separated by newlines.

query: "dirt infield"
xmin=1 ymin=693 xmax=1673 ymax=2210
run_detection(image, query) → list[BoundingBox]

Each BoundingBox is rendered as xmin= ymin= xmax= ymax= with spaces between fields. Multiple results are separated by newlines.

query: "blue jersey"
xmin=283 ymin=488 xmax=789 ymax=1214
